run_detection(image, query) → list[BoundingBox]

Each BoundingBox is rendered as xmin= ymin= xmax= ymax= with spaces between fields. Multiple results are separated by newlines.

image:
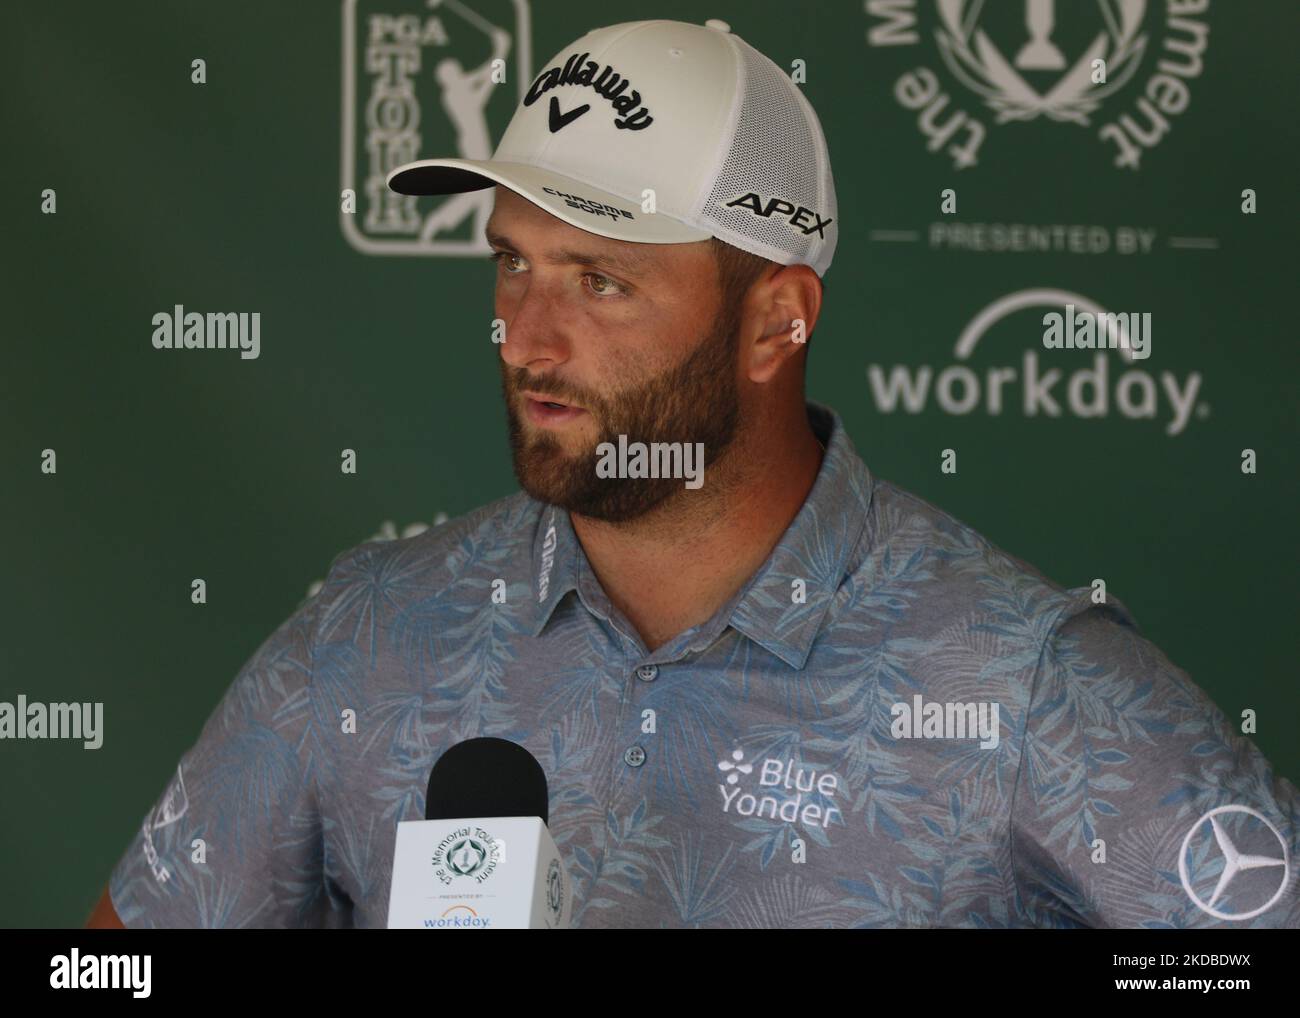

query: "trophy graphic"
xmin=1015 ymin=0 xmax=1066 ymax=70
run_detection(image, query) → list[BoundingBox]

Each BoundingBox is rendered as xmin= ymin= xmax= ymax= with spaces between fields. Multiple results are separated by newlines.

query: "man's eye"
xmin=488 ymin=252 xmax=522 ymax=274
xmin=490 ymin=253 xmax=622 ymax=296
xmin=584 ymin=272 xmax=624 ymax=297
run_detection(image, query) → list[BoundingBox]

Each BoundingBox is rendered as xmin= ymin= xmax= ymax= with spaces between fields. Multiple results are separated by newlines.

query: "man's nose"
xmin=497 ymin=281 xmax=572 ymax=371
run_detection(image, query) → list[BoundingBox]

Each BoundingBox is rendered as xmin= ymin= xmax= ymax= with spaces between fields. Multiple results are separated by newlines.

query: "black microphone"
xmin=389 ymin=737 xmax=570 ymax=928
xmin=424 ymin=736 xmax=549 ymax=824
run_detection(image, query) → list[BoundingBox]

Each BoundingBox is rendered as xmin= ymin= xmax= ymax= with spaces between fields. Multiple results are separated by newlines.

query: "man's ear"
xmin=745 ymin=264 xmax=821 ymax=384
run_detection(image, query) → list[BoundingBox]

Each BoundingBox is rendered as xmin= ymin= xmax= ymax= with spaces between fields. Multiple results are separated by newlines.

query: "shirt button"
xmin=623 ymin=746 xmax=646 ymax=767
xmin=636 ymin=664 xmax=658 ymax=682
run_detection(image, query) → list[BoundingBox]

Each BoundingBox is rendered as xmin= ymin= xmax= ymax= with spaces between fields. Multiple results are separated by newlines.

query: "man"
xmin=91 ymin=18 xmax=1297 ymax=929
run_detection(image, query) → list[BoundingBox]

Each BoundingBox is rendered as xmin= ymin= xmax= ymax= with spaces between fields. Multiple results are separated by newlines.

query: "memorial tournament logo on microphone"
xmin=341 ymin=0 xmax=531 ymax=255
xmin=864 ymin=0 xmax=1210 ymax=170
xmin=546 ymin=858 xmax=564 ymax=921
xmin=447 ymin=837 xmax=489 ymax=875
xmin=432 ymin=826 xmax=502 ymax=885
xmin=393 ymin=740 xmax=568 ymax=928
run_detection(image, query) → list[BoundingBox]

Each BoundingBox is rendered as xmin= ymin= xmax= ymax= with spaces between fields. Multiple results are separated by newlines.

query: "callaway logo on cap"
xmin=386 ymin=18 xmax=839 ymax=278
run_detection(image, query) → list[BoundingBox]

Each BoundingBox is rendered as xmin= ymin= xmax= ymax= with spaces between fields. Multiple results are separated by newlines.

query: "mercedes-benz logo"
xmin=1178 ymin=805 xmax=1290 ymax=921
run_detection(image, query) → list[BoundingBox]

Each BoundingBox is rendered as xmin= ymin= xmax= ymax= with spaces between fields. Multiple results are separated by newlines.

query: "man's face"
xmin=488 ymin=186 xmax=746 ymax=522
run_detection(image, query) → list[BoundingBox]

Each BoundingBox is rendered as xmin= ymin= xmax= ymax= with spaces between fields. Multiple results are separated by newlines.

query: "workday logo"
xmin=865 ymin=288 xmax=1208 ymax=436
xmin=717 ymin=748 xmax=845 ymax=831
xmin=864 ymin=1 xmax=1211 ymax=170
xmin=341 ymin=0 xmax=532 ymax=255
xmin=425 ymin=904 xmax=491 ymax=928
xmin=1178 ymin=805 xmax=1291 ymax=922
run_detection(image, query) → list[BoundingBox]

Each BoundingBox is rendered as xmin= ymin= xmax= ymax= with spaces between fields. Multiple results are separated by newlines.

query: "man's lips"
xmin=521 ymin=391 xmax=587 ymax=427
xmin=521 ymin=391 xmax=584 ymax=410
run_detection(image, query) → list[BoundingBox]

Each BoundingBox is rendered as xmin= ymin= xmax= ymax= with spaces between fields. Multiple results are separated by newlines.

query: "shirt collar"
xmin=526 ymin=401 xmax=874 ymax=669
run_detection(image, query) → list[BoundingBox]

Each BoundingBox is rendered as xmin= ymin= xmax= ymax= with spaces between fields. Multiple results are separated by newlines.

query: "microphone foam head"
xmin=424 ymin=737 xmax=549 ymax=825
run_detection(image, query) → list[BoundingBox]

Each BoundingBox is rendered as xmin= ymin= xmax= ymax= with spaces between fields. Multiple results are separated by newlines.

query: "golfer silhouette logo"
xmin=341 ymin=0 xmax=532 ymax=255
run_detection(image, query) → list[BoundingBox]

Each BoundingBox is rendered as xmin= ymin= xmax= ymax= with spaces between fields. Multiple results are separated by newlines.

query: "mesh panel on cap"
xmin=697 ymin=35 xmax=837 ymax=277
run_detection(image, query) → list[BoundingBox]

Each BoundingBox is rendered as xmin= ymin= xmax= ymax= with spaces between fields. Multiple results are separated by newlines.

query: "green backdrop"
xmin=3 ymin=0 xmax=1296 ymax=928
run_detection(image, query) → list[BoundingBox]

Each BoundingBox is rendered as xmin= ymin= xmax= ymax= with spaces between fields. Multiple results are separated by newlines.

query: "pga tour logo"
xmin=341 ymin=0 xmax=532 ymax=255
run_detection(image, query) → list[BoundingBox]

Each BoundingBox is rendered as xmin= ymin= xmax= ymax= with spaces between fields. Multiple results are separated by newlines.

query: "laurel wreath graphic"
xmin=935 ymin=0 xmax=1149 ymax=125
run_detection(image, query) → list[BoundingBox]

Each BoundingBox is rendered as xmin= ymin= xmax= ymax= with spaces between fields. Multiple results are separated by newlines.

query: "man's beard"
xmin=500 ymin=302 xmax=743 ymax=523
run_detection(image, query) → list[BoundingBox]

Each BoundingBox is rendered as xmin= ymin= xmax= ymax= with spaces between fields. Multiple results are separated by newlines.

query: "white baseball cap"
xmin=386 ymin=18 xmax=838 ymax=278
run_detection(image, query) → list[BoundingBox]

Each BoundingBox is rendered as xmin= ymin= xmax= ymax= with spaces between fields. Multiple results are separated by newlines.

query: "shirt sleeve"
xmin=108 ymin=582 xmax=340 ymax=928
xmin=1009 ymin=600 xmax=1300 ymax=928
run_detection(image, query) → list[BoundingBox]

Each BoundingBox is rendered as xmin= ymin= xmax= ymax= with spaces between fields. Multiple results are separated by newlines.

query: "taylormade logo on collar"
xmin=537 ymin=524 xmax=557 ymax=602
xmin=523 ymin=51 xmax=654 ymax=131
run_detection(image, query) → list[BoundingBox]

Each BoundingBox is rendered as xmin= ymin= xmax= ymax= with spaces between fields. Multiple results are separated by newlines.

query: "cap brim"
xmin=386 ymin=158 xmax=713 ymax=245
